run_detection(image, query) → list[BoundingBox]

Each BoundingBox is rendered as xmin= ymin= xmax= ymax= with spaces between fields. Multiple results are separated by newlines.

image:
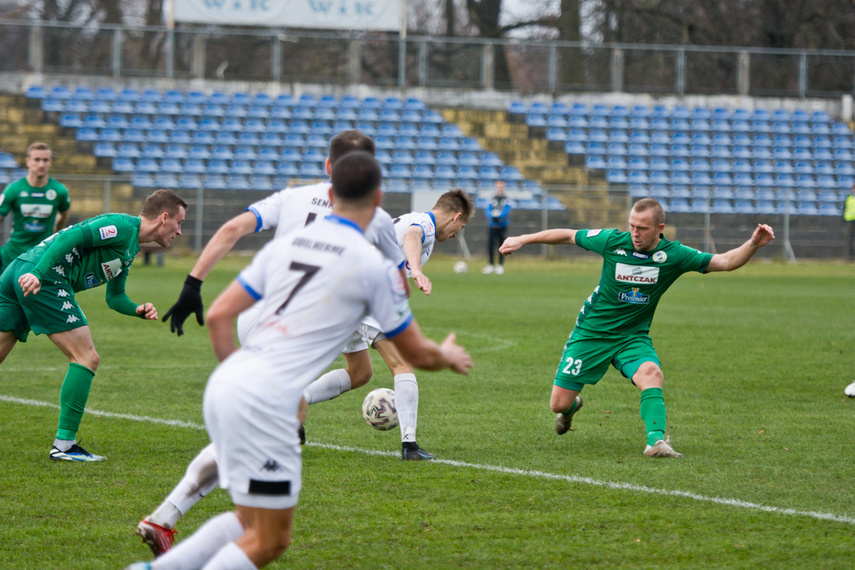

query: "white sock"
xmin=304 ymin=368 xmax=352 ymax=405
xmin=150 ymin=444 xmax=219 ymax=528
xmin=394 ymin=373 xmax=418 ymax=443
xmin=53 ymin=438 xmax=74 ymax=451
xmin=151 ymin=511 xmax=244 ymax=570
xmin=202 ymin=542 xmax=257 ymax=570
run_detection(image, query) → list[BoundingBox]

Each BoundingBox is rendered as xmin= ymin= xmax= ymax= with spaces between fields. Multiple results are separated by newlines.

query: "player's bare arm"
xmin=402 ymin=225 xmax=431 ymax=295
xmin=206 ymin=279 xmax=258 ymax=362
xmin=55 ymin=208 xmax=70 ymax=232
xmin=500 ymin=229 xmax=578 ymax=255
xmin=390 ymin=320 xmax=472 ymax=374
xmin=190 ymin=211 xmax=259 ymax=281
xmin=706 ymin=224 xmax=775 ymax=272
xmin=163 ymin=211 xmax=258 ymax=335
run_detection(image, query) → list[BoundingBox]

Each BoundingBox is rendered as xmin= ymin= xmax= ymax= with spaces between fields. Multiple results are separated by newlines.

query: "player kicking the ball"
xmin=125 ymin=151 xmax=471 ymax=570
xmin=500 ymin=198 xmax=774 ymax=458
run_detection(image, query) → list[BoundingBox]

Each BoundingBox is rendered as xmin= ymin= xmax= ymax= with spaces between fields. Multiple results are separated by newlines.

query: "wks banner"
xmin=174 ymin=0 xmax=402 ymax=31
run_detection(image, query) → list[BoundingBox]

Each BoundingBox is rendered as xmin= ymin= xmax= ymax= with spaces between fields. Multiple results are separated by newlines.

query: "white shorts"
xmin=203 ymin=352 xmax=303 ymax=510
xmin=357 ymin=316 xmax=385 ymax=346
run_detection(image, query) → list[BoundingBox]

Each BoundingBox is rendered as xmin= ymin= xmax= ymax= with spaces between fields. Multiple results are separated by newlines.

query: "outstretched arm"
xmin=500 ymin=229 xmax=578 ymax=255
xmin=402 ymin=225 xmax=431 ymax=295
xmin=162 ymin=211 xmax=257 ymax=335
xmin=706 ymin=224 xmax=775 ymax=272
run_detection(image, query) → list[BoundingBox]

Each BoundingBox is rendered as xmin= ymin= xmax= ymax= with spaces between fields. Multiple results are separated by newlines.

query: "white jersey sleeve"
xmin=366 ymin=207 xmax=406 ymax=269
xmin=393 ymin=211 xmax=437 ymax=274
xmin=245 ymin=182 xmax=333 ymax=238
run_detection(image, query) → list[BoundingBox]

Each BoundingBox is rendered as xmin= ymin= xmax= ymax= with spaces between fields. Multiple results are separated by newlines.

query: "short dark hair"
xmin=141 ymin=189 xmax=188 ymax=219
xmin=434 ymin=188 xmax=475 ymax=222
xmin=328 ymin=130 xmax=375 ymax=163
xmin=330 ymin=151 xmax=382 ymax=205
xmin=632 ymin=197 xmax=665 ymax=225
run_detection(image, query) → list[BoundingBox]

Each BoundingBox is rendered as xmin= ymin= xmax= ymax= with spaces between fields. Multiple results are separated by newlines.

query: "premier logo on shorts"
xmin=615 ymin=262 xmax=659 ymax=284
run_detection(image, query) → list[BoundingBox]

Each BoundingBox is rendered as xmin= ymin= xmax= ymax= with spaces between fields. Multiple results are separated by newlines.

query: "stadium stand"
xmin=511 ymin=100 xmax=855 ymax=215
xmin=27 ymin=86 xmax=557 ymax=210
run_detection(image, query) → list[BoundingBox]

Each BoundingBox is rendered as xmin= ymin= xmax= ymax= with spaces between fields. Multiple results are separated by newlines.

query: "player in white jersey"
xmin=303 ymin=189 xmax=475 ymax=461
xmin=125 ymin=152 xmax=472 ymax=570
xmin=137 ymin=130 xmax=406 ymax=556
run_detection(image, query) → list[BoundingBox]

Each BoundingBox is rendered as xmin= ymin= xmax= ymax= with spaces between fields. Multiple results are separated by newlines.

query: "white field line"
xmin=3 ymin=394 xmax=853 ymax=526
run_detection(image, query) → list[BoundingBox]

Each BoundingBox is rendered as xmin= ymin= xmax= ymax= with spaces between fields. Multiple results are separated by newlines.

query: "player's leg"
xmin=0 ymin=330 xmax=17 ymax=362
xmin=304 ymin=332 xmax=373 ymax=405
xmin=137 ymin=443 xmax=220 ymax=556
xmin=617 ymin=340 xmax=682 ymax=458
xmin=227 ymin=504 xmax=295 ymax=567
xmin=495 ymin=227 xmax=507 ymax=274
xmin=552 ymin=335 xmax=614 ymax=435
xmin=47 ymin=326 xmax=105 ymax=462
xmin=373 ymin=337 xmax=431 ymax=460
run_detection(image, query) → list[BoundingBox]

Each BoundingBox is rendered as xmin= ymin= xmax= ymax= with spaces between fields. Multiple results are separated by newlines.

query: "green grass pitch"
xmin=1 ymin=254 xmax=854 ymax=568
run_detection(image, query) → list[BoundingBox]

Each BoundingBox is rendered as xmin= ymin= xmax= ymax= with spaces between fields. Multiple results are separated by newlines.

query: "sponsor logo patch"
xmin=98 ymin=225 xmax=118 ymax=240
xmin=84 ymin=272 xmax=99 ymax=289
xmin=632 ymin=251 xmax=649 ymax=259
xmin=101 ymin=258 xmax=122 ymax=280
xmin=24 ymin=221 xmax=46 ymax=232
xmin=587 ymin=229 xmax=602 ymax=237
xmin=618 ymin=287 xmax=650 ymax=304
xmin=615 ymin=262 xmax=660 ymax=284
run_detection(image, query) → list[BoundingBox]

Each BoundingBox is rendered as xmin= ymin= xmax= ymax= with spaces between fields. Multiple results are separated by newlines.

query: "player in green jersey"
xmin=500 ymin=198 xmax=775 ymax=458
xmin=0 ymin=189 xmax=187 ymax=462
xmin=0 ymin=142 xmax=71 ymax=272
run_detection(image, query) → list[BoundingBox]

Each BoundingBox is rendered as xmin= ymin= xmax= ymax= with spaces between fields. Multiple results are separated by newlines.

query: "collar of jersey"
xmin=324 ymin=214 xmax=364 ymax=235
xmin=427 ymin=211 xmax=437 ymax=229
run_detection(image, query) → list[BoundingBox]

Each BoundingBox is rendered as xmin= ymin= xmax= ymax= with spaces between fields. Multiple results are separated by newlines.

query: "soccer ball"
xmin=362 ymin=388 xmax=398 ymax=431
xmin=453 ymin=261 xmax=468 ymax=274
xmin=845 ymin=381 xmax=855 ymax=398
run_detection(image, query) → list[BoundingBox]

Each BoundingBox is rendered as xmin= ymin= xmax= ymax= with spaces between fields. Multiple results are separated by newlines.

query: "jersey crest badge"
xmin=98 ymin=225 xmax=118 ymax=240
xmin=46 ymin=189 xmax=57 ymax=200
xmin=653 ymin=251 xmax=667 ymax=263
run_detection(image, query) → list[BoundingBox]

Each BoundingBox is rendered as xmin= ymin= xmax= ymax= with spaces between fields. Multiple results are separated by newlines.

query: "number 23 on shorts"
xmin=562 ymin=357 xmax=582 ymax=376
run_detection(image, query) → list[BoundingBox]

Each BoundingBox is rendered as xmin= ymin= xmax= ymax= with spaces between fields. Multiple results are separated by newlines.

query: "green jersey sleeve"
xmin=0 ymin=184 xmax=15 ymax=217
xmin=575 ymin=228 xmax=618 ymax=254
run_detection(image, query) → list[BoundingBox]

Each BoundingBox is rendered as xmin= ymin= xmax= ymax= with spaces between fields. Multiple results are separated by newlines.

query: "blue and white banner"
xmin=174 ymin=0 xmax=402 ymax=31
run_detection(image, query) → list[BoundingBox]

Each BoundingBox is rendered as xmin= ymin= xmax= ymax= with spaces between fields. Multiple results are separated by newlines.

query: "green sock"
xmin=640 ymin=387 xmax=666 ymax=446
xmin=56 ymin=363 xmax=95 ymax=441
xmin=561 ymin=396 xmax=581 ymax=417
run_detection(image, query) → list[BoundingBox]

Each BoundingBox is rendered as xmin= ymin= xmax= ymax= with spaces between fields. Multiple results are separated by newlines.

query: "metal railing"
xmin=3 ymin=18 xmax=855 ymax=99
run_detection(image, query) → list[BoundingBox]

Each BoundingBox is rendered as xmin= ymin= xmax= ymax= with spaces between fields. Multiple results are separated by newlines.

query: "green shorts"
xmin=0 ymin=259 xmax=88 ymax=342
xmin=553 ymin=331 xmax=661 ymax=391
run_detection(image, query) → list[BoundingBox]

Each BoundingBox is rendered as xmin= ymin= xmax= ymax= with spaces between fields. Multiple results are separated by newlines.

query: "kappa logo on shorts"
xmin=61 ymin=301 xmax=74 ymax=311
xmin=261 ymin=460 xmax=281 ymax=472
xmin=66 ymin=315 xmax=79 ymax=324
xmin=56 ymin=289 xmax=69 ymax=298
xmin=98 ymin=225 xmax=118 ymax=240
xmin=52 ymin=265 xmax=66 ymax=277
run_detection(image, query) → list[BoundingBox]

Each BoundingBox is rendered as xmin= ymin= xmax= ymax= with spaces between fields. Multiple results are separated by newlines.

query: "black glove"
xmin=162 ymin=275 xmax=204 ymax=336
